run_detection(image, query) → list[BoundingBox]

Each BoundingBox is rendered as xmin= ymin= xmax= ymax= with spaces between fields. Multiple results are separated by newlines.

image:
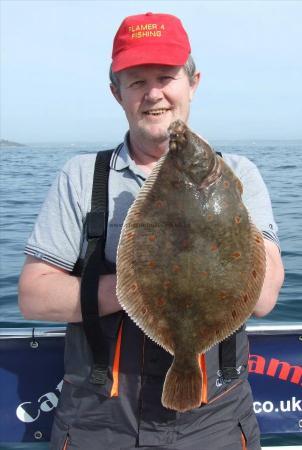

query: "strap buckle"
xmin=86 ymin=211 xmax=106 ymax=239
xmin=221 ymin=366 xmax=239 ymax=381
xmin=90 ymin=364 xmax=108 ymax=385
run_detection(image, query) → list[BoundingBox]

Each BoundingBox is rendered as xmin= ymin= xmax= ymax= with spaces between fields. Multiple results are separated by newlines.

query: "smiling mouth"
xmin=143 ymin=108 xmax=170 ymax=116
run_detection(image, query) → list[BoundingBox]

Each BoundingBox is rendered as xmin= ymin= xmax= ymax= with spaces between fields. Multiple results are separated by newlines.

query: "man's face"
xmin=111 ymin=65 xmax=200 ymax=145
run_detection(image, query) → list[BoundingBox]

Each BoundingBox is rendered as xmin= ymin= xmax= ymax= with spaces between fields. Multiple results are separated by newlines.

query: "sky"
xmin=1 ymin=0 xmax=302 ymax=142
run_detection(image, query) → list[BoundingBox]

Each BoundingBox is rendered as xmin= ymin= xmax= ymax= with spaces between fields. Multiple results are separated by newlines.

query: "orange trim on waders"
xmin=110 ymin=321 xmax=124 ymax=397
xmin=199 ymin=353 xmax=208 ymax=403
xmin=241 ymin=432 xmax=247 ymax=450
xmin=62 ymin=435 xmax=69 ymax=450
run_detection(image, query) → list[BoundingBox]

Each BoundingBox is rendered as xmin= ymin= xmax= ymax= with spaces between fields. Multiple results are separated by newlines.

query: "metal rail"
xmin=0 ymin=323 xmax=301 ymax=339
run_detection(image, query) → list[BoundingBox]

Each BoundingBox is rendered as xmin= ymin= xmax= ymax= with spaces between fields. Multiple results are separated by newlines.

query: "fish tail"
xmin=161 ymin=353 xmax=202 ymax=412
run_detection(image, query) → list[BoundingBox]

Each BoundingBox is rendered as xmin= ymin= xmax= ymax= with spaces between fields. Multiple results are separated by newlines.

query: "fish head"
xmin=168 ymin=120 xmax=216 ymax=185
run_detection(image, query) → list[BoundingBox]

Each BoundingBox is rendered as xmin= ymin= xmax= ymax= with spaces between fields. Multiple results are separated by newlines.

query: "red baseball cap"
xmin=111 ymin=12 xmax=191 ymax=73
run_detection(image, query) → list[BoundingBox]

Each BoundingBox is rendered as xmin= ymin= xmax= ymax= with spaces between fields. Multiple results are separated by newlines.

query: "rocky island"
xmin=0 ymin=139 xmax=26 ymax=147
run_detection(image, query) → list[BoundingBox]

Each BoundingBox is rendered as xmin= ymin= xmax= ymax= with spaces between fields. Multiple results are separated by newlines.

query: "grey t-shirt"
xmin=25 ymin=140 xmax=280 ymax=270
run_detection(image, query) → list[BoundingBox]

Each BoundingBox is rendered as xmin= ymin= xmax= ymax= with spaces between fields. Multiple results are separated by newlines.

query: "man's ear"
xmin=189 ymin=72 xmax=201 ymax=101
xmin=110 ymin=83 xmax=122 ymax=105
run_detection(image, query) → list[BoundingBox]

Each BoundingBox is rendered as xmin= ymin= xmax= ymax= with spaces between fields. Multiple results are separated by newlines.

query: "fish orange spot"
xmin=200 ymin=271 xmax=208 ymax=277
xmin=231 ymin=251 xmax=241 ymax=259
xmin=155 ymin=200 xmax=164 ymax=208
xmin=148 ymin=260 xmax=156 ymax=269
xmin=173 ymin=180 xmax=182 ymax=189
xmin=126 ymin=231 xmax=135 ymax=240
xmin=163 ymin=280 xmax=171 ymax=289
xmin=172 ymin=264 xmax=181 ymax=273
xmin=218 ymin=291 xmax=227 ymax=300
xmin=236 ymin=180 xmax=243 ymax=193
xmin=210 ymin=243 xmax=218 ymax=252
xmin=157 ymin=297 xmax=165 ymax=307
xmin=252 ymin=270 xmax=257 ymax=279
xmin=185 ymin=302 xmax=193 ymax=309
xmin=148 ymin=235 xmax=156 ymax=242
xmin=131 ymin=283 xmax=138 ymax=293
xmin=207 ymin=214 xmax=214 ymax=221
xmin=255 ymin=236 xmax=261 ymax=243
xmin=223 ymin=180 xmax=230 ymax=189
xmin=181 ymin=239 xmax=189 ymax=248
xmin=234 ymin=216 xmax=242 ymax=224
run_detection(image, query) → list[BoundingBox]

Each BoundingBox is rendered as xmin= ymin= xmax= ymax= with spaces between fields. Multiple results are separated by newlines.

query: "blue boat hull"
xmin=0 ymin=325 xmax=301 ymax=442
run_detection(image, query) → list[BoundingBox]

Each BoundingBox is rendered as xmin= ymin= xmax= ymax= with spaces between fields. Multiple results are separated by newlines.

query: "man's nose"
xmin=144 ymin=85 xmax=163 ymax=102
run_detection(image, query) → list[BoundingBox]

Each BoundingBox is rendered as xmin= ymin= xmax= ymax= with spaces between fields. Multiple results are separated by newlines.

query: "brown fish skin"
xmin=116 ymin=120 xmax=266 ymax=412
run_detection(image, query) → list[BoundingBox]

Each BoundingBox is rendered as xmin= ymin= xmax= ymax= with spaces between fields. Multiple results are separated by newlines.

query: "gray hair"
xmin=109 ymin=54 xmax=197 ymax=90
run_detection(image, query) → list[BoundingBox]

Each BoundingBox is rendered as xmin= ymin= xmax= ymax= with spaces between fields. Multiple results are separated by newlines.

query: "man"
xmin=19 ymin=12 xmax=284 ymax=450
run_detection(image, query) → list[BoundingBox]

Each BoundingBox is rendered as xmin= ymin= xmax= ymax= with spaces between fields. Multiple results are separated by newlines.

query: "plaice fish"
xmin=116 ymin=120 xmax=266 ymax=412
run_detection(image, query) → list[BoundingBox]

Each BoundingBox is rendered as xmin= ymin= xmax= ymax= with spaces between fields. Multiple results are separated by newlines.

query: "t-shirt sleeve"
xmin=24 ymin=156 xmax=92 ymax=271
xmin=227 ymin=154 xmax=280 ymax=249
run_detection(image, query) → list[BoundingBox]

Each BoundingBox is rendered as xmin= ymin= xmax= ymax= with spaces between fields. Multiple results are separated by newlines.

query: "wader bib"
xmin=50 ymin=150 xmax=261 ymax=450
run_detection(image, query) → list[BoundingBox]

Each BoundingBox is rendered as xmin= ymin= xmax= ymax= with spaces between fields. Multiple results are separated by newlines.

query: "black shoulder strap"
xmin=80 ymin=149 xmax=116 ymax=385
xmin=215 ymin=150 xmax=240 ymax=382
xmin=219 ymin=333 xmax=239 ymax=382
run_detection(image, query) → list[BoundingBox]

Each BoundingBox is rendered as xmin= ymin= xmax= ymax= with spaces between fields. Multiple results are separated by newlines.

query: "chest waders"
xmin=75 ymin=149 xmax=241 ymax=391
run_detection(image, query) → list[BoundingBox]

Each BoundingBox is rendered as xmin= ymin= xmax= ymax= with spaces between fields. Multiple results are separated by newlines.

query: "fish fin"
xmin=211 ymin=223 xmax=266 ymax=348
xmin=161 ymin=353 xmax=202 ymax=412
